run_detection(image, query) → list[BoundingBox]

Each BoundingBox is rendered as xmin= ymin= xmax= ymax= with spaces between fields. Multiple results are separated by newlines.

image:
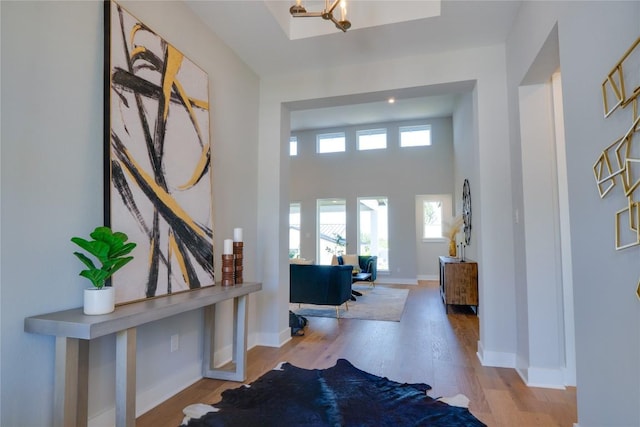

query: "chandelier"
xmin=289 ymin=0 xmax=352 ymax=32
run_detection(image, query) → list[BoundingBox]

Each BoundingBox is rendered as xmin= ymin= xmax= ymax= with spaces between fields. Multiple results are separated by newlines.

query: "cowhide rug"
xmin=181 ymin=359 xmax=486 ymax=426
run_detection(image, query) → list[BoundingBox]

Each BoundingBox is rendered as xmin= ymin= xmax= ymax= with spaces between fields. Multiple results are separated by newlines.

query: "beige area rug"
xmin=290 ymin=284 xmax=409 ymax=322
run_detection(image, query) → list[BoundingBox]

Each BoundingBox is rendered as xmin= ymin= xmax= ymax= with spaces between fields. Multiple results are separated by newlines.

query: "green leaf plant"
xmin=71 ymin=226 xmax=137 ymax=289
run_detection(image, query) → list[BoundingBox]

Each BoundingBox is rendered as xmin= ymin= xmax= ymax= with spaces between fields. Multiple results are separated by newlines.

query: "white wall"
xmin=259 ymin=45 xmax=516 ymax=366
xmin=505 ymin=1 xmax=640 ymax=425
xmin=0 ymin=1 xmax=260 ymax=425
xmin=290 ymin=117 xmax=455 ymax=281
xmin=452 ymin=90 xmax=479 ymax=261
xmin=518 ymin=82 xmax=567 ymax=387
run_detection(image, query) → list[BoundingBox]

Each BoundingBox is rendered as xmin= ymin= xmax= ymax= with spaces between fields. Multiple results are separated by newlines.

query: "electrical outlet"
xmin=170 ymin=334 xmax=179 ymax=352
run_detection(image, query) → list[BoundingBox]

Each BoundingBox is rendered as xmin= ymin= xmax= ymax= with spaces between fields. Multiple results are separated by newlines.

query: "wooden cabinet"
xmin=439 ymin=256 xmax=478 ymax=314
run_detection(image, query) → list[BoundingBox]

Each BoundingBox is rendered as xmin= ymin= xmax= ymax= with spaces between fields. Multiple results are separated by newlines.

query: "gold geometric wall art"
xmin=596 ymin=37 xmax=640 ymax=300
xmin=631 ymin=96 xmax=639 ymax=123
xmin=624 ymin=158 xmax=640 ymax=198
xmin=596 ymin=37 xmax=640 ymax=256
xmin=614 ymin=202 xmax=640 ymax=250
xmin=620 ymin=121 xmax=640 ymax=195
xmin=602 ymin=37 xmax=640 ymax=117
xmin=595 ymin=107 xmax=640 ymax=198
xmin=602 ymin=69 xmax=624 ymax=117
xmin=593 ymin=136 xmax=624 ymax=198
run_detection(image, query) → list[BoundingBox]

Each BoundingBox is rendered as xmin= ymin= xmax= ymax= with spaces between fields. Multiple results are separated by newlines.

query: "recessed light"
xmin=388 ymin=98 xmax=395 ymax=104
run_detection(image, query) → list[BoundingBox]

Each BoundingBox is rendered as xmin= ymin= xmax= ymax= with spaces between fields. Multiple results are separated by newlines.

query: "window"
xmin=423 ymin=200 xmax=443 ymax=239
xmin=420 ymin=194 xmax=452 ymax=240
xmin=400 ymin=124 xmax=431 ymax=147
xmin=358 ymin=197 xmax=389 ymax=270
xmin=357 ymin=128 xmax=387 ymax=150
xmin=289 ymin=203 xmax=301 ymax=258
xmin=317 ymin=199 xmax=346 ymax=264
xmin=289 ymin=136 xmax=298 ymax=156
xmin=317 ymin=132 xmax=346 ymax=153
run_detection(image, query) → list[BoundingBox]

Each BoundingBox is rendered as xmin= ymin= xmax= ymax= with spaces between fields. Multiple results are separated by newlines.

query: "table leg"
xmin=233 ymin=295 xmax=248 ymax=379
xmin=202 ymin=295 xmax=248 ymax=381
xmin=202 ymin=303 xmax=216 ymax=373
xmin=116 ymin=328 xmax=137 ymax=427
xmin=54 ymin=337 xmax=89 ymax=427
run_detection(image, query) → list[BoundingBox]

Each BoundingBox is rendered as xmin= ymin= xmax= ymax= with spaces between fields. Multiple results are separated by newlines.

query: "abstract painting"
xmin=105 ymin=1 xmax=214 ymax=304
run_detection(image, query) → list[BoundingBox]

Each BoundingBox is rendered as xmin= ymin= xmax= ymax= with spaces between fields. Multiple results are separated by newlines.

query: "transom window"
xmin=317 ymin=132 xmax=346 ymax=153
xmin=400 ymin=125 xmax=431 ymax=147
xmin=357 ymin=128 xmax=387 ymax=150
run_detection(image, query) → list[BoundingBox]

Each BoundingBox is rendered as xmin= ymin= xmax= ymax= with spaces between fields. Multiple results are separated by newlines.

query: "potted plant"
xmin=71 ymin=226 xmax=137 ymax=315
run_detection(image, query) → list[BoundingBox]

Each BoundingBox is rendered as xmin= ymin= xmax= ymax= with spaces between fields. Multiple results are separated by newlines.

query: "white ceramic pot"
xmin=83 ymin=286 xmax=115 ymax=315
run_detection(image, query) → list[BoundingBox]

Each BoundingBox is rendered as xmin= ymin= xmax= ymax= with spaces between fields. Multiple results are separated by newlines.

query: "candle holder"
xmin=221 ymin=254 xmax=235 ymax=286
xmin=233 ymin=242 xmax=244 ymax=284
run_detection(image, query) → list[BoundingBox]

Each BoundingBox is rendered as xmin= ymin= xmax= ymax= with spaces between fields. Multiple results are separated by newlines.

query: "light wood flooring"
xmin=137 ymin=281 xmax=577 ymax=426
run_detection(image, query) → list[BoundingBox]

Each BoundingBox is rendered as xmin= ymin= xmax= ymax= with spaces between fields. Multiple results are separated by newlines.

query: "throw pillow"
xmin=341 ymin=254 xmax=360 ymax=273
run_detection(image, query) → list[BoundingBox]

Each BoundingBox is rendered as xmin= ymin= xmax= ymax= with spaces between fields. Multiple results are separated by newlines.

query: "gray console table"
xmin=24 ymin=282 xmax=262 ymax=427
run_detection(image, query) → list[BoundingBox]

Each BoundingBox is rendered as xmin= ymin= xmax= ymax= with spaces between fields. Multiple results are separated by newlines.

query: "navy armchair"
xmin=290 ymin=264 xmax=353 ymax=317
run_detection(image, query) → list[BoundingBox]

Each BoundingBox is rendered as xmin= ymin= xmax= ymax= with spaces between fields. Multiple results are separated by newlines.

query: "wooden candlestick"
xmin=221 ymin=254 xmax=235 ymax=286
xmin=233 ymin=242 xmax=243 ymax=284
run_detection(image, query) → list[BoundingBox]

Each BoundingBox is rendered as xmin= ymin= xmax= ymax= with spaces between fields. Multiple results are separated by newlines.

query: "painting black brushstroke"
xmin=105 ymin=0 xmax=214 ymax=304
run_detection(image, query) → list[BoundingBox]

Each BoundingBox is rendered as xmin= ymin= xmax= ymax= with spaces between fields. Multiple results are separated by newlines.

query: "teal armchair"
xmin=337 ymin=255 xmax=377 ymax=284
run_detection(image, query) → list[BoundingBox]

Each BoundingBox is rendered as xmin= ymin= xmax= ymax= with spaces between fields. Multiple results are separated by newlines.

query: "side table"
xmin=438 ymin=256 xmax=478 ymax=314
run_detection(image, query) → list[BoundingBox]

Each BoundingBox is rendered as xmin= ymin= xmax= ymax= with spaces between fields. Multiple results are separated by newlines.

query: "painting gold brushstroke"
xmin=177 ymin=143 xmax=211 ymax=191
xmin=115 ymin=142 xmax=208 ymax=240
xmin=108 ymin=1 xmax=213 ymax=303
xmin=169 ymin=231 xmax=191 ymax=286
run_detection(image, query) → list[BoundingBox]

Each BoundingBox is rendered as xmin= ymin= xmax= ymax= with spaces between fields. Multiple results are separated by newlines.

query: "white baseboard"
xmin=88 ymin=361 xmax=203 ymax=427
xmin=563 ymin=366 xmax=576 ymax=387
xmin=279 ymin=327 xmax=292 ymax=346
xmin=89 ymin=408 xmax=115 ymax=427
xmin=476 ymin=340 xmax=516 ymax=368
xmin=416 ymin=274 xmax=439 ymax=281
xmin=252 ymin=329 xmax=290 ymax=348
xmin=247 ymin=330 xmax=260 ymax=352
xmin=375 ymin=277 xmax=418 ymax=285
xmin=213 ymin=343 xmax=233 ymax=368
xmin=88 ymin=336 xmax=275 ymax=427
xmin=516 ymin=366 xmax=566 ymax=390
xmin=87 ymin=328 xmax=289 ymax=427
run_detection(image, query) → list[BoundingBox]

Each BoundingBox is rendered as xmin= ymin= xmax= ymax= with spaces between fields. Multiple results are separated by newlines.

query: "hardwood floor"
xmin=137 ymin=281 xmax=577 ymax=426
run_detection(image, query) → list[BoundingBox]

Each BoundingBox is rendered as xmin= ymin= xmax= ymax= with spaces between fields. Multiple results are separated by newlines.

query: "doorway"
xmin=518 ymin=62 xmax=576 ymax=387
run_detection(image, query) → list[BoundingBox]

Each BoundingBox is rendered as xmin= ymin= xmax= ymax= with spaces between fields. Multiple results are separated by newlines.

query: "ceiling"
xmin=185 ymin=0 xmax=522 ymax=130
xmin=289 ymin=94 xmax=458 ymax=132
